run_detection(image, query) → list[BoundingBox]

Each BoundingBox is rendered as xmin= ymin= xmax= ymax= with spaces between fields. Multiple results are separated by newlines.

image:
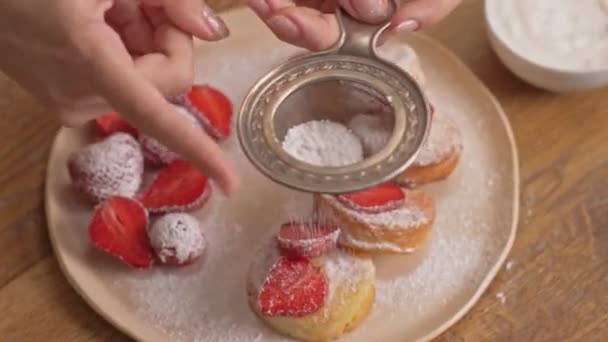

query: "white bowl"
xmin=484 ymin=0 xmax=608 ymax=93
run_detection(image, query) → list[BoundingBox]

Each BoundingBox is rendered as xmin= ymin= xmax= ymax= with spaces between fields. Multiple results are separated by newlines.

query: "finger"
xmin=248 ymin=0 xmax=340 ymax=51
xmin=135 ymin=24 xmax=194 ymax=97
xmin=295 ymin=0 xmax=339 ymax=13
xmin=59 ymin=95 xmax=111 ymax=127
xmin=338 ymin=0 xmax=392 ymax=24
xmin=390 ymin=0 xmax=462 ymax=32
xmin=248 ymin=0 xmax=294 ymax=19
xmin=81 ymin=25 xmax=238 ymax=194
xmin=140 ymin=0 xmax=229 ymax=41
xmin=105 ymin=0 xmax=155 ymax=54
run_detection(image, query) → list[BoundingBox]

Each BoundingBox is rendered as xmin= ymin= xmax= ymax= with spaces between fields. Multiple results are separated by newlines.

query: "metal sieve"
xmin=237 ymin=1 xmax=430 ymax=194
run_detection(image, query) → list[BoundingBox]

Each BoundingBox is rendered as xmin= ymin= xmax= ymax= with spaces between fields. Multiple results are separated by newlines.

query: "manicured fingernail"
xmin=267 ymin=15 xmax=300 ymax=41
xmin=248 ymin=0 xmax=271 ymax=17
xmin=350 ymin=0 xmax=391 ymax=22
xmin=394 ymin=19 xmax=420 ymax=32
xmin=202 ymin=4 xmax=230 ymax=39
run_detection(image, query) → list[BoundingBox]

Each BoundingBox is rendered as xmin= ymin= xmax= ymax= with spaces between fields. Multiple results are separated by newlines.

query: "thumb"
xmin=338 ymin=0 xmax=393 ymax=24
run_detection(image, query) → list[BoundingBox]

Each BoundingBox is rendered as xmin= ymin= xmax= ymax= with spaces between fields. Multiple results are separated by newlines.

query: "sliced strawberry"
xmin=95 ymin=112 xmax=138 ymax=137
xmin=258 ymin=257 xmax=327 ymax=317
xmin=336 ymin=181 xmax=405 ymax=214
xmin=89 ymin=197 xmax=154 ymax=269
xmin=276 ymin=221 xmax=339 ymax=258
xmin=137 ymin=160 xmax=211 ymax=214
xmin=183 ymin=85 xmax=232 ymax=140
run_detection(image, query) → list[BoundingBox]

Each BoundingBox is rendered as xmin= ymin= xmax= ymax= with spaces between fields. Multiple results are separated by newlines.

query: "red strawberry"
xmin=258 ymin=257 xmax=327 ymax=317
xmin=95 ymin=112 xmax=138 ymax=137
xmin=276 ymin=221 xmax=339 ymax=258
xmin=336 ymin=181 xmax=405 ymax=214
xmin=182 ymin=85 xmax=232 ymax=140
xmin=89 ymin=197 xmax=154 ymax=269
xmin=139 ymin=105 xmax=202 ymax=166
xmin=68 ymin=133 xmax=144 ymax=203
xmin=138 ymin=160 xmax=211 ymax=214
xmin=148 ymin=213 xmax=207 ymax=266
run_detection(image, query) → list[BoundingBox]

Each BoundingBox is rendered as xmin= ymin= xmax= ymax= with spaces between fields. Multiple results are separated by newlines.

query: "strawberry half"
xmin=336 ymin=181 xmax=405 ymax=214
xmin=137 ymin=160 xmax=211 ymax=214
xmin=89 ymin=197 xmax=154 ymax=269
xmin=258 ymin=257 xmax=328 ymax=317
xmin=68 ymin=133 xmax=144 ymax=203
xmin=276 ymin=221 xmax=339 ymax=258
xmin=95 ymin=112 xmax=138 ymax=137
xmin=183 ymin=85 xmax=232 ymax=140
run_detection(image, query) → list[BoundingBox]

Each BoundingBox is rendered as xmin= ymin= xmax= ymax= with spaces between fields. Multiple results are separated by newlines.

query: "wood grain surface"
xmin=0 ymin=0 xmax=606 ymax=341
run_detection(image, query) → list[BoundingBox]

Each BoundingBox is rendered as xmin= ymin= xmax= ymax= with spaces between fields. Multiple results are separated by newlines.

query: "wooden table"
xmin=1 ymin=0 xmax=606 ymax=340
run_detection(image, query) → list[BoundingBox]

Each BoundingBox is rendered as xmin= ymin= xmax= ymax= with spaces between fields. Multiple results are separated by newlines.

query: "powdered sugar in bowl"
xmin=485 ymin=0 xmax=608 ymax=92
xmin=237 ymin=1 xmax=431 ymax=194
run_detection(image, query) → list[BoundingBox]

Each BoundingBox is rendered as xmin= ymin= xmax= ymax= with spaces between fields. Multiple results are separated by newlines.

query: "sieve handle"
xmin=334 ymin=0 xmax=398 ymax=57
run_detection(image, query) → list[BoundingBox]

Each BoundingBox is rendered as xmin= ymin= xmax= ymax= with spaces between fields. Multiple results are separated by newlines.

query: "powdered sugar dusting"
xmin=339 ymin=229 xmax=417 ymax=253
xmin=68 ymin=133 xmax=143 ymax=202
xmin=54 ymin=13 xmax=517 ymax=342
xmin=321 ymin=195 xmax=429 ymax=229
xmin=496 ymin=292 xmax=506 ymax=304
xmin=249 ymin=239 xmax=374 ymax=307
xmin=414 ymin=114 xmax=463 ymax=167
xmin=282 ymin=120 xmax=364 ymax=167
xmin=148 ymin=213 xmax=206 ymax=264
xmin=323 ymin=250 xmax=375 ymax=301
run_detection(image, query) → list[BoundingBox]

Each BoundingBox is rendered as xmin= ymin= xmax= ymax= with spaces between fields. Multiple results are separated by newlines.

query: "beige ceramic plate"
xmin=45 ymin=8 xmax=519 ymax=342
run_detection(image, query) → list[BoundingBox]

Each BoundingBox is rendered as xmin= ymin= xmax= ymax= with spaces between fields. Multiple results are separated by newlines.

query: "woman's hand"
xmin=0 ymin=0 xmax=238 ymax=194
xmin=248 ymin=0 xmax=462 ymax=51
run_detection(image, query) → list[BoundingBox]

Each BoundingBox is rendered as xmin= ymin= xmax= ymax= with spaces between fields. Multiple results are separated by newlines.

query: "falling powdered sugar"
xmin=414 ymin=114 xmax=463 ymax=167
xmin=282 ymin=120 xmax=364 ymax=167
xmin=248 ymin=239 xmax=374 ymax=312
xmin=347 ymin=114 xmax=393 ymax=156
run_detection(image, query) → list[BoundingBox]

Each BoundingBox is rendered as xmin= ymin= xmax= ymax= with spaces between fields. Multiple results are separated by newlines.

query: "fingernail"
xmin=202 ymin=5 xmax=230 ymax=39
xmin=350 ymin=0 xmax=391 ymax=22
xmin=394 ymin=19 xmax=420 ymax=33
xmin=248 ymin=0 xmax=270 ymax=17
xmin=267 ymin=15 xmax=300 ymax=41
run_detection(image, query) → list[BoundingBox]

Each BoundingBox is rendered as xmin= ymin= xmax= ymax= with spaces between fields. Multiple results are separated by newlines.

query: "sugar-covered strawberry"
xmin=148 ymin=213 xmax=206 ymax=266
xmin=276 ymin=221 xmax=339 ymax=258
xmin=336 ymin=181 xmax=405 ymax=214
xmin=95 ymin=112 xmax=138 ymax=137
xmin=139 ymin=105 xmax=201 ymax=166
xmin=182 ymin=85 xmax=232 ymax=140
xmin=258 ymin=257 xmax=328 ymax=317
xmin=137 ymin=160 xmax=211 ymax=214
xmin=68 ymin=133 xmax=144 ymax=203
xmin=89 ymin=197 xmax=154 ymax=269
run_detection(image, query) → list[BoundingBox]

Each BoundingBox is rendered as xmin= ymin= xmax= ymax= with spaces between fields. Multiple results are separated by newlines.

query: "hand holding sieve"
xmin=237 ymin=1 xmax=431 ymax=194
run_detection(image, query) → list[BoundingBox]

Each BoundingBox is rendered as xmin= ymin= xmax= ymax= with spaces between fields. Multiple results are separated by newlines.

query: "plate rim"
xmin=44 ymin=7 xmax=520 ymax=342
